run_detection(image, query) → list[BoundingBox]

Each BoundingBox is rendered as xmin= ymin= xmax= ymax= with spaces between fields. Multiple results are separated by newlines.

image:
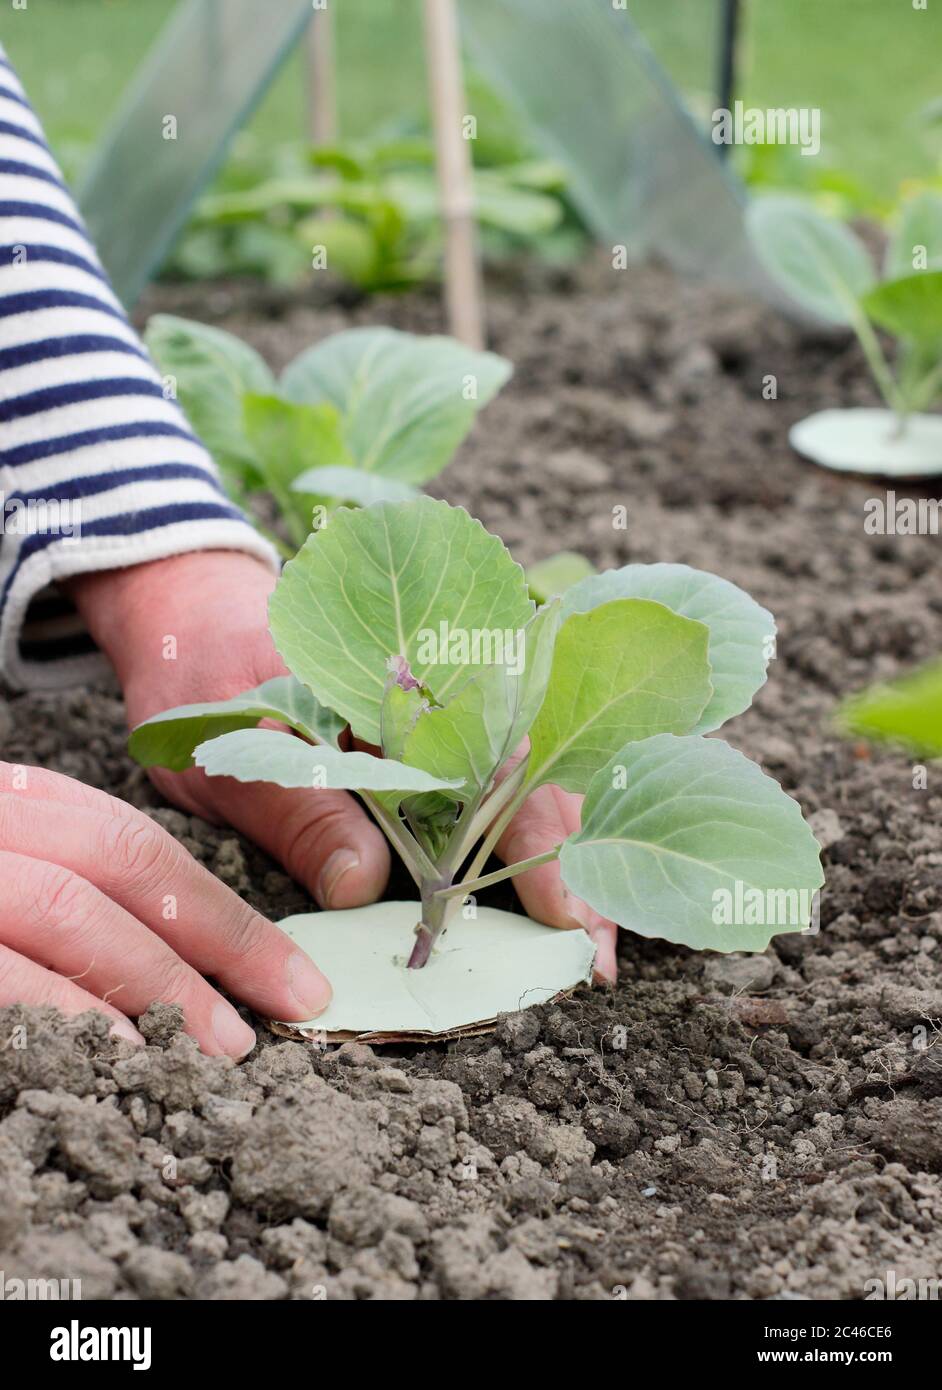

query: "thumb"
xmin=496 ymin=781 xmax=618 ymax=984
xmin=154 ymin=767 xmax=391 ymax=909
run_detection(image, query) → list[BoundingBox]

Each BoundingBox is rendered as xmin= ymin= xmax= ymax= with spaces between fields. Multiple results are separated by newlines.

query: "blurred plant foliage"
xmin=840 ymin=660 xmax=942 ymax=759
xmin=164 ymin=123 xmax=581 ymax=291
xmin=146 ymin=315 xmax=512 ymax=555
xmin=739 ymin=141 xmax=893 ymax=222
xmin=740 ymin=93 xmax=942 ymax=224
xmin=749 ymin=188 xmax=942 ymax=421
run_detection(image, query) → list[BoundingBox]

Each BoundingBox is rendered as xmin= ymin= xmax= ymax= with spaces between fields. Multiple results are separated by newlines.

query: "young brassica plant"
xmin=748 ymin=190 xmax=942 ymax=475
xmin=145 ymin=317 xmax=511 ymax=555
xmin=129 ymin=499 xmax=823 ymax=1034
xmin=839 ymin=658 xmax=942 ymax=759
xmin=168 ymin=135 xmax=569 ymax=293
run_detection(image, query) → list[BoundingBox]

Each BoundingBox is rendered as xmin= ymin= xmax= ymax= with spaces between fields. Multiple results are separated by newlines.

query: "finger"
xmin=0 ymin=759 xmax=118 ymax=809
xmin=0 ymin=943 xmax=144 ymax=1044
xmin=496 ymin=782 xmax=584 ymax=926
xmin=496 ymin=782 xmax=618 ymax=984
xmin=0 ymin=794 xmax=333 ymax=1025
xmin=0 ymin=754 xmax=388 ymax=913
xmin=0 ymin=850 xmax=257 ymax=1058
xmin=584 ymin=920 xmax=618 ymax=985
xmin=187 ymin=772 xmax=391 ymax=911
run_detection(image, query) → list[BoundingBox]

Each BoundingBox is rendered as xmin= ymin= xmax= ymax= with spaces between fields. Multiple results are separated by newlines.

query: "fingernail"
xmin=316 ymin=847 xmax=360 ymax=908
xmin=286 ymin=949 xmax=332 ymax=1018
xmin=212 ymin=1002 xmax=256 ymax=1059
xmin=109 ymin=1016 xmax=145 ymax=1046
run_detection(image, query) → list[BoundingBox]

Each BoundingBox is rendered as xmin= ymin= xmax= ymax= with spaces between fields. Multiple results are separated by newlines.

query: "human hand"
xmin=0 ymin=761 xmax=333 ymax=1055
xmin=70 ymin=551 xmax=394 ymax=916
xmin=70 ymin=550 xmax=617 ymax=982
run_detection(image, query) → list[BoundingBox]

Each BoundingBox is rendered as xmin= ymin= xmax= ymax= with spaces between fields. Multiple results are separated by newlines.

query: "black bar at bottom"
xmin=2 ymin=1294 xmax=937 ymax=1374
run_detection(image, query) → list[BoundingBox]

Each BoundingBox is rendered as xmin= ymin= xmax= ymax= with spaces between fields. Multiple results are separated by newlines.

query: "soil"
xmin=2 ymin=255 xmax=942 ymax=1301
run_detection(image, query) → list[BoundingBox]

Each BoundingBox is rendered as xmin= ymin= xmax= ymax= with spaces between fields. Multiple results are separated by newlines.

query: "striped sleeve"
xmin=0 ymin=45 xmax=278 ymax=690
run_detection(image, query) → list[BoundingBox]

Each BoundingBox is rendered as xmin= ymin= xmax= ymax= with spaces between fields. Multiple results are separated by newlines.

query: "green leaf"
xmin=232 ymin=222 xmax=310 ymax=285
xmin=560 ymin=563 xmax=773 ymax=734
xmin=377 ymin=670 xmax=458 ymax=841
xmin=145 ymin=314 xmax=274 ymax=395
xmin=270 ymin=498 xmax=535 ymax=746
xmin=308 ymin=146 xmax=368 ymax=180
xmin=861 ymin=271 xmax=942 ymax=344
xmin=747 ymin=195 xmax=875 ymax=324
xmin=144 ymin=315 xmax=275 ymax=481
xmin=384 ymin=168 xmax=562 ymax=236
xmin=559 ymin=735 xmax=824 ymax=951
xmin=292 ymin=466 xmax=420 ymax=507
xmin=501 ymin=158 xmax=568 ymax=193
xmin=197 ymin=178 xmax=337 ymax=223
xmin=527 ymin=551 xmax=595 ymax=604
xmin=297 ymin=215 xmax=382 ymax=289
xmin=525 ymin=599 xmax=712 ymax=793
xmin=242 ymin=395 xmax=352 ymax=547
xmin=366 ymin=138 xmax=436 ymax=171
xmin=380 ymin=679 xmax=428 ymax=762
xmin=195 ymin=727 xmax=463 ymax=794
xmin=885 ymin=190 xmax=942 ymax=279
xmin=128 ymin=676 xmax=345 ymax=772
xmin=402 ymin=601 xmax=561 ymax=798
xmin=839 ymin=659 xmax=942 ymax=758
xmin=472 ymin=171 xmax=563 ymax=236
xmin=280 ymin=327 xmax=512 ymax=484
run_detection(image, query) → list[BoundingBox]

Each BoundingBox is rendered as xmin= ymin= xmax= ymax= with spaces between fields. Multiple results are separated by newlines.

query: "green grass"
xmin=634 ymin=0 xmax=942 ymax=201
xmin=4 ymin=0 xmax=939 ymax=206
xmin=741 ymin=0 xmax=942 ymax=200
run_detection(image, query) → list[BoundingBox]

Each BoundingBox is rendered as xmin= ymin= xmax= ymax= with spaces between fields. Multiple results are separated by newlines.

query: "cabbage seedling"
xmin=130 ymin=499 xmax=823 ymax=1036
xmin=168 ymin=135 xmax=569 ymax=293
xmin=839 ymin=658 xmax=942 ymax=759
xmin=748 ymin=191 xmax=942 ymax=475
xmin=145 ymin=317 xmax=511 ymax=555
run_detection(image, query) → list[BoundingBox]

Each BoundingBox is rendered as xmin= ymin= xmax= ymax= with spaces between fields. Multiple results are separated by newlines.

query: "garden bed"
xmin=2 ymin=256 xmax=942 ymax=1300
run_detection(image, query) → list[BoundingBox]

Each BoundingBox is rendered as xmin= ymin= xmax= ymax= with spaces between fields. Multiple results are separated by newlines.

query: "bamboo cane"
xmin=422 ymin=0 xmax=484 ymax=348
xmin=307 ymin=2 xmax=337 ymax=147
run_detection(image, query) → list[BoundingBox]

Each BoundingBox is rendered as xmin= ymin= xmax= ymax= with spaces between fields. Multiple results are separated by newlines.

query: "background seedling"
xmin=146 ymin=317 xmax=511 ymax=555
xmin=166 ymin=135 xmax=572 ymax=293
xmin=130 ymin=498 xmax=823 ymax=1036
xmin=839 ymin=659 xmax=942 ymax=759
xmin=748 ymin=190 xmax=942 ymax=475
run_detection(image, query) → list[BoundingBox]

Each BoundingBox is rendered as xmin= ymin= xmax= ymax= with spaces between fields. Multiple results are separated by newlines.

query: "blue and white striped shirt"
xmin=0 ymin=45 xmax=276 ymax=689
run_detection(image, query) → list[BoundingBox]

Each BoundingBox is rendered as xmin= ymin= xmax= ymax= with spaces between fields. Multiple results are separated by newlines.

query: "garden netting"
xmin=78 ymin=0 xmax=312 ymax=305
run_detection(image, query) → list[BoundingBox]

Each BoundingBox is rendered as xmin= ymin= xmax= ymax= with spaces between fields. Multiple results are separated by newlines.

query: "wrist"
xmin=66 ymin=550 xmax=277 ymax=686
